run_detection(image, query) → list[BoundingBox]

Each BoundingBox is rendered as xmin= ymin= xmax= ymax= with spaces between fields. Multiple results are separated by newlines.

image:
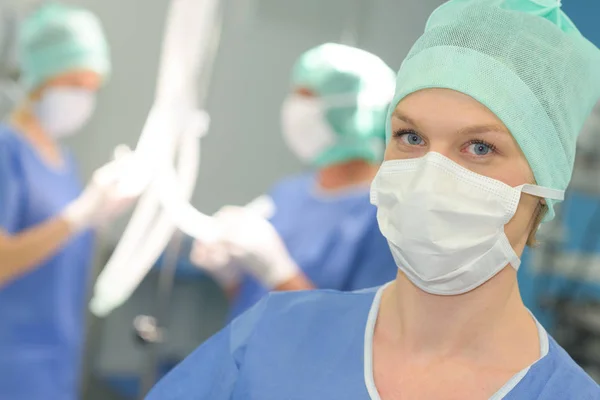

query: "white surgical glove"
xmin=211 ymin=206 xmax=300 ymax=289
xmin=61 ymin=150 xmax=136 ymax=232
xmin=190 ymin=195 xmax=278 ymax=289
xmin=190 ymin=239 xmax=241 ymax=289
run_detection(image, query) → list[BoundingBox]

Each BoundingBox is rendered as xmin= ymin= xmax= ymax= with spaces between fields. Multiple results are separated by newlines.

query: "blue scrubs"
xmin=148 ymin=286 xmax=600 ymax=399
xmin=0 ymin=125 xmax=94 ymax=400
xmin=229 ymin=173 xmax=397 ymax=319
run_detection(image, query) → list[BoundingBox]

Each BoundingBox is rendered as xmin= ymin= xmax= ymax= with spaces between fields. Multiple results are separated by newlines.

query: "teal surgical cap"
xmin=18 ymin=2 xmax=111 ymax=90
xmin=292 ymin=43 xmax=396 ymax=167
xmin=388 ymin=0 xmax=600 ymax=221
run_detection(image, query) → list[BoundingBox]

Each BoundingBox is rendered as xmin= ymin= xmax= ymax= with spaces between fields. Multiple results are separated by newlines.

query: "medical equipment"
xmin=107 ymin=0 xmax=386 ymax=312
xmin=83 ymin=2 xmax=226 ymax=396
xmin=90 ymin=0 xmax=283 ymax=320
xmin=90 ymin=0 xmax=224 ymax=318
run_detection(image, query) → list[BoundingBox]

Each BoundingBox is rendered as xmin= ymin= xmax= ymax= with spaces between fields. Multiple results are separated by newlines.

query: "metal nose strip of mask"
xmin=370 ymin=158 xmax=566 ymax=205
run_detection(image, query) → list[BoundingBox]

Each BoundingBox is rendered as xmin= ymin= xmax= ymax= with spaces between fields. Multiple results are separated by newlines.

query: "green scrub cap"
xmin=292 ymin=43 xmax=396 ymax=167
xmin=388 ymin=0 xmax=600 ymax=221
xmin=18 ymin=2 xmax=111 ymax=90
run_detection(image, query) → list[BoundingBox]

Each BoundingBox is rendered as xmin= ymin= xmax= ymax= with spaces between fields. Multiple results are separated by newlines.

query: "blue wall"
xmin=563 ymin=2 xmax=600 ymax=46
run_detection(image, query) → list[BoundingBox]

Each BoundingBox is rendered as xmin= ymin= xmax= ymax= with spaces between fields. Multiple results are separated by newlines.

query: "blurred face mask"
xmin=280 ymin=95 xmax=337 ymax=163
xmin=370 ymin=152 xmax=564 ymax=295
xmin=34 ymin=87 xmax=96 ymax=138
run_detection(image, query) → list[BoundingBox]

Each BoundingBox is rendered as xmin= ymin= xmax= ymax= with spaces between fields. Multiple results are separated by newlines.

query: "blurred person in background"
xmin=191 ymin=43 xmax=398 ymax=319
xmin=0 ymin=3 xmax=134 ymax=399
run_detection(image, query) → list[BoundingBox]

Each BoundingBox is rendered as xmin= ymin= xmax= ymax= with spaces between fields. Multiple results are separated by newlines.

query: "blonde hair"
xmin=526 ymin=202 xmax=548 ymax=247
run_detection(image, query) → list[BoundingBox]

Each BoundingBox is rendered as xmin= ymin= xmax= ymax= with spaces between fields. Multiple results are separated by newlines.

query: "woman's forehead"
xmin=393 ymin=89 xmax=509 ymax=133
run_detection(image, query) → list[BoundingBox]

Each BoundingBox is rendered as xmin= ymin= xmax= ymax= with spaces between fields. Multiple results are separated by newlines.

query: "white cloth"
xmin=62 ymin=150 xmax=136 ymax=232
xmin=34 ymin=88 xmax=96 ymax=138
xmin=191 ymin=206 xmax=300 ymax=289
xmin=190 ymin=239 xmax=241 ymax=288
xmin=370 ymin=152 xmax=564 ymax=295
xmin=280 ymin=95 xmax=336 ymax=163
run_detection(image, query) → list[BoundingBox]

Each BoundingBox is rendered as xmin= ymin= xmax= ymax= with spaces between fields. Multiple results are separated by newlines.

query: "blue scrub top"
xmin=0 ymin=125 xmax=94 ymax=400
xmin=147 ymin=286 xmax=600 ymax=399
xmin=229 ymin=173 xmax=397 ymax=319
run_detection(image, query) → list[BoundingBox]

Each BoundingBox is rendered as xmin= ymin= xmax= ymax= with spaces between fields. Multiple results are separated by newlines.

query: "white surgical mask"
xmin=280 ymin=95 xmax=337 ymax=163
xmin=370 ymin=152 xmax=564 ymax=295
xmin=34 ymin=87 xmax=96 ymax=138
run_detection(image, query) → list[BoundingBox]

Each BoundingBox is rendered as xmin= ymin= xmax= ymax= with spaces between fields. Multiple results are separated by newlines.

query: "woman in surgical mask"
xmin=0 ymin=4 xmax=133 ymax=400
xmin=191 ymin=43 xmax=398 ymax=319
xmin=148 ymin=0 xmax=600 ymax=398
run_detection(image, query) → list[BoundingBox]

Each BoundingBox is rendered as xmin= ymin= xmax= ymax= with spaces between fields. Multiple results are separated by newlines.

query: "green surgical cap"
xmin=292 ymin=43 xmax=396 ymax=167
xmin=18 ymin=2 xmax=111 ymax=90
xmin=388 ymin=0 xmax=600 ymax=221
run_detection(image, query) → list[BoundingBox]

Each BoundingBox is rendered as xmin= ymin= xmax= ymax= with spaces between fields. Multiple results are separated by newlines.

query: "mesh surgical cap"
xmin=18 ymin=2 xmax=111 ymax=90
xmin=388 ymin=0 xmax=600 ymax=221
xmin=292 ymin=43 xmax=396 ymax=167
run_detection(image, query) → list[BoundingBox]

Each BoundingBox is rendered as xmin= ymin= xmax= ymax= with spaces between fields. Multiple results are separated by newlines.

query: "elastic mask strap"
xmin=520 ymin=184 xmax=564 ymax=201
xmin=370 ymin=183 xmax=379 ymax=206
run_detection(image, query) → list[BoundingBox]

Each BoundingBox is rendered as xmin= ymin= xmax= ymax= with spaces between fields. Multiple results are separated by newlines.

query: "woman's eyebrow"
xmin=458 ymin=124 xmax=509 ymax=136
xmin=392 ymin=109 xmax=508 ymax=137
xmin=392 ymin=110 xmax=418 ymax=127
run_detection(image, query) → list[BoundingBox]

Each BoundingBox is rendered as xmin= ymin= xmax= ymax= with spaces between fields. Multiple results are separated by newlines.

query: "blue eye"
xmin=399 ymin=132 xmax=424 ymax=146
xmin=466 ymin=141 xmax=495 ymax=156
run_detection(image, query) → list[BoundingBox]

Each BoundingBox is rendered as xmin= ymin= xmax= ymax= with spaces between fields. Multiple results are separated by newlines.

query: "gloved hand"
xmin=190 ymin=195 xmax=279 ymax=289
xmin=61 ymin=150 xmax=137 ymax=232
xmin=190 ymin=239 xmax=241 ymax=289
xmin=193 ymin=206 xmax=300 ymax=289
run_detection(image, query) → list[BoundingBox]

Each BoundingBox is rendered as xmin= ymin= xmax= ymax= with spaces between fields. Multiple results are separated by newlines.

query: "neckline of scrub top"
xmin=6 ymin=125 xmax=70 ymax=174
xmin=362 ymin=283 xmax=551 ymax=400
